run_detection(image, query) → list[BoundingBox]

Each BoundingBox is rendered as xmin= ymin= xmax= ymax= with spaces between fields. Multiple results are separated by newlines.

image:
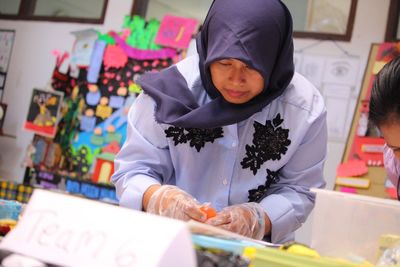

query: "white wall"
xmin=0 ymin=0 xmax=392 ymax=244
xmin=294 ymin=0 xmax=391 ymax=245
xmin=0 ymin=0 xmax=133 ymax=182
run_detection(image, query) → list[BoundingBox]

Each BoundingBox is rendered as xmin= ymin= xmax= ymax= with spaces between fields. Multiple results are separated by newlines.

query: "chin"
xmin=224 ymin=97 xmax=248 ymax=104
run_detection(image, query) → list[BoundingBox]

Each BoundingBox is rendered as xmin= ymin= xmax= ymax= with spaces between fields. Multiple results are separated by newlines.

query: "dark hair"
xmin=369 ymin=56 xmax=400 ymax=127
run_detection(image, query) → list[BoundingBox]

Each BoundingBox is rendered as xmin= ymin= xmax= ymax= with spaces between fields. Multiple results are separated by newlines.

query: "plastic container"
xmin=310 ymin=189 xmax=400 ymax=264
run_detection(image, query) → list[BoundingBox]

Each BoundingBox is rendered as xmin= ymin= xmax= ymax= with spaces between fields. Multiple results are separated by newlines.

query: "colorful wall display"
xmin=23 ymin=15 xmax=193 ymax=203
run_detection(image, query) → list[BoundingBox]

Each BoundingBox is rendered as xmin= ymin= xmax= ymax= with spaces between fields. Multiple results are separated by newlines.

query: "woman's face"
xmin=210 ymin=58 xmax=264 ymax=104
xmin=380 ymin=121 xmax=400 ymax=159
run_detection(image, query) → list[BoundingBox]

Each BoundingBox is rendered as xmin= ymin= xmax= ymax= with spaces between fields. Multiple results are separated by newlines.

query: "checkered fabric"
xmin=0 ymin=181 xmax=33 ymax=203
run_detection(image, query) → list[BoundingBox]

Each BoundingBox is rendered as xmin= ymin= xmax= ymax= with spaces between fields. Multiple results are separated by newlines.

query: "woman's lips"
xmin=225 ymin=89 xmax=247 ymax=98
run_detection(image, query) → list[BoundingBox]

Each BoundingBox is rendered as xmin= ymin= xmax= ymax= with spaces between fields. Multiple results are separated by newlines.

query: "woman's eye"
xmin=219 ymin=61 xmax=231 ymax=66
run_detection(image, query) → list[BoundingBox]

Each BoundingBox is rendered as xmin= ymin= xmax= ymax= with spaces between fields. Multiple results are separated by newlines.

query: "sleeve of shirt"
xmin=260 ymin=108 xmax=328 ymax=243
xmin=111 ymin=93 xmax=173 ymax=210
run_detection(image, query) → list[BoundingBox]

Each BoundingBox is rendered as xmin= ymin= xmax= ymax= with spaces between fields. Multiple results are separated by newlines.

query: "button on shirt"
xmin=112 ymin=55 xmax=327 ymax=244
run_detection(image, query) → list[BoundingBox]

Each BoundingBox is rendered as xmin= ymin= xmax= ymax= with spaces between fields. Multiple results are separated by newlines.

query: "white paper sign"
xmin=0 ymin=189 xmax=196 ymax=267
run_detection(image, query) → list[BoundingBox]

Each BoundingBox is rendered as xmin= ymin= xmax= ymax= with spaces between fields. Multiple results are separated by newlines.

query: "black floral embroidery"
xmin=165 ymin=126 xmax=224 ymax=152
xmin=248 ymin=169 xmax=280 ymax=202
xmin=241 ymin=113 xmax=291 ymax=175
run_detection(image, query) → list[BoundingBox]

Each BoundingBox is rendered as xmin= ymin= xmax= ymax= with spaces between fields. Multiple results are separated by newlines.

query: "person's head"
xmin=138 ymin=0 xmax=294 ymax=128
xmin=197 ymin=0 xmax=294 ymax=105
xmin=209 ymin=58 xmax=264 ymax=104
xmin=369 ymin=56 xmax=400 ymax=158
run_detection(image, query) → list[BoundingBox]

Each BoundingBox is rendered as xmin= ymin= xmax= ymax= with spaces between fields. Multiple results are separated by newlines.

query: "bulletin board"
xmin=21 ymin=15 xmax=199 ymax=204
xmin=336 ymin=42 xmax=400 ymax=199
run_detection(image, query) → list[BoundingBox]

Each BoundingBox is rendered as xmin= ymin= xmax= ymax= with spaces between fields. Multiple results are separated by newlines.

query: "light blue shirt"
xmin=112 ymin=55 xmax=327 ymax=244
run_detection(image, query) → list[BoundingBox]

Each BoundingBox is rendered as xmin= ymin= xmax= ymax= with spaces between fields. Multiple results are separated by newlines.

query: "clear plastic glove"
xmin=206 ymin=202 xmax=266 ymax=240
xmin=146 ymin=185 xmax=207 ymax=222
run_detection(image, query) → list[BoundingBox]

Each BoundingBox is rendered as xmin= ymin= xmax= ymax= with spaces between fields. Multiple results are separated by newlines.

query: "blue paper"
xmin=87 ymin=40 xmax=107 ymax=83
xmin=80 ymin=115 xmax=96 ymax=132
xmin=109 ymin=95 xmax=125 ymax=108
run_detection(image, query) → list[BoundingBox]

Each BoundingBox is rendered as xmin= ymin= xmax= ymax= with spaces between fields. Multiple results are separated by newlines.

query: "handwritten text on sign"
xmin=0 ymin=189 xmax=196 ymax=267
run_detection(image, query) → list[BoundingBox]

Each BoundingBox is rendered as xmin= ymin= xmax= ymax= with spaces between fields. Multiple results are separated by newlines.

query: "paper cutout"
xmin=102 ymin=141 xmax=121 ymax=154
xmin=80 ymin=182 xmax=101 ymax=199
xmin=117 ymin=86 xmax=128 ymax=96
xmin=69 ymin=63 xmax=80 ymax=78
xmin=352 ymin=136 xmax=385 ymax=166
xmin=95 ymin=104 xmax=112 ymax=120
xmin=32 ymin=139 xmax=46 ymax=165
xmin=52 ymin=50 xmax=70 ymax=74
xmin=361 ymin=143 xmax=384 ymax=153
xmin=336 ymin=177 xmax=370 ymax=189
xmin=70 ymin=29 xmax=98 ymax=67
xmin=336 ymin=159 xmax=368 ymax=177
xmin=109 ymin=95 xmax=125 ymax=108
xmin=110 ymin=31 xmax=177 ymax=60
xmin=0 ymin=189 xmax=196 ymax=267
xmin=103 ymin=45 xmax=128 ymax=69
xmin=105 ymin=133 xmax=122 ymax=144
xmin=93 ymin=153 xmax=115 ymax=184
xmin=87 ymin=40 xmax=107 ymax=83
xmin=372 ymin=61 xmax=387 ymax=75
xmin=90 ymin=134 xmax=104 ymax=146
xmin=80 ymin=115 xmax=96 ymax=132
xmin=155 ymin=15 xmax=198 ymax=49
xmin=86 ymin=91 xmax=101 ymax=106
xmin=129 ymin=83 xmax=142 ymax=93
xmin=98 ymin=33 xmax=116 ymax=45
xmin=65 ymin=179 xmax=117 ymax=203
xmin=44 ymin=143 xmax=62 ymax=169
xmin=23 ymin=89 xmax=64 ymax=138
xmin=38 ymin=180 xmax=58 ymax=189
xmin=385 ymin=188 xmax=398 ymax=199
xmin=340 ymin=187 xmax=357 ymax=194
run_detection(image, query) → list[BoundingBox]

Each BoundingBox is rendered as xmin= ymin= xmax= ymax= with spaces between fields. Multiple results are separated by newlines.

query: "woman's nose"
xmin=229 ymin=67 xmax=245 ymax=85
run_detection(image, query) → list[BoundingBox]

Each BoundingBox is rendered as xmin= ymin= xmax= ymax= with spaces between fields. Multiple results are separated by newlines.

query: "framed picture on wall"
xmin=0 ymin=103 xmax=7 ymax=134
xmin=23 ymin=89 xmax=64 ymax=138
xmin=0 ymin=30 xmax=15 ymax=73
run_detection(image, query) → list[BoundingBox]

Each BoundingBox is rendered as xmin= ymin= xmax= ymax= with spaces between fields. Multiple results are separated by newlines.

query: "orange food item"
xmin=200 ymin=206 xmax=217 ymax=219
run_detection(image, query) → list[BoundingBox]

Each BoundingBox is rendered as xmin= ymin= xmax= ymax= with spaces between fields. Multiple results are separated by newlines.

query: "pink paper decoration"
xmin=155 ymin=15 xmax=198 ymax=49
xmin=103 ymin=45 xmax=128 ymax=68
xmin=336 ymin=159 xmax=368 ymax=177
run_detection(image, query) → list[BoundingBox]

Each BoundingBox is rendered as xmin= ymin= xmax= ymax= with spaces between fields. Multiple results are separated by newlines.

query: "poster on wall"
xmin=0 ymin=30 xmax=15 ymax=73
xmin=23 ymin=89 xmax=64 ymax=138
xmin=295 ymin=52 xmax=361 ymax=141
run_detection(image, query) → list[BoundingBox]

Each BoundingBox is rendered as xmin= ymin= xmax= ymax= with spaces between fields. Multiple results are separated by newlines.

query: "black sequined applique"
xmin=248 ymin=169 xmax=280 ymax=202
xmin=241 ymin=113 xmax=291 ymax=175
xmin=165 ymin=126 xmax=224 ymax=152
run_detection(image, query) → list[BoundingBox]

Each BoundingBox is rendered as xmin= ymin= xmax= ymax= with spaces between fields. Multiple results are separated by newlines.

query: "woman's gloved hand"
xmin=146 ymin=185 xmax=207 ymax=222
xmin=205 ymin=202 xmax=268 ymax=240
